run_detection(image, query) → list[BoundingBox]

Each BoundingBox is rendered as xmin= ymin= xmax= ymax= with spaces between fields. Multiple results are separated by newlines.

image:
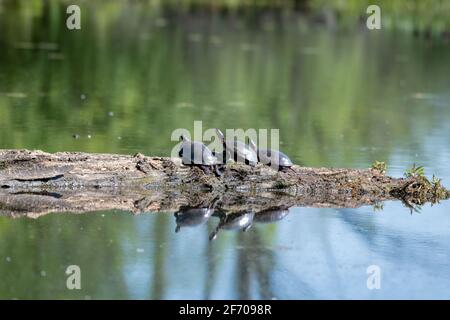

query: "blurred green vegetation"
xmin=311 ymin=0 xmax=450 ymax=33
xmin=0 ymin=0 xmax=450 ymax=167
xmin=1 ymin=0 xmax=449 ymax=35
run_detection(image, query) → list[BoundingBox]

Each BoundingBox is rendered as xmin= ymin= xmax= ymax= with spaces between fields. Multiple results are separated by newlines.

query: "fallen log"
xmin=0 ymin=149 xmax=448 ymax=218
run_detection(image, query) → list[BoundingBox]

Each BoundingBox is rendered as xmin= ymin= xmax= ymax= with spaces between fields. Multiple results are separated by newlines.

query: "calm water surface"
xmin=0 ymin=6 xmax=449 ymax=299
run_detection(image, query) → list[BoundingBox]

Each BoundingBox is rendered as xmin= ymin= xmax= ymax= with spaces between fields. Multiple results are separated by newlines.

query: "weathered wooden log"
xmin=0 ymin=149 xmax=448 ymax=217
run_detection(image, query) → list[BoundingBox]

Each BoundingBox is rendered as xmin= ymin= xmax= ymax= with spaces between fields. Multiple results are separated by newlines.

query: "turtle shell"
xmin=180 ymin=141 xmax=218 ymax=165
xmin=225 ymin=139 xmax=258 ymax=165
xmin=258 ymin=148 xmax=293 ymax=168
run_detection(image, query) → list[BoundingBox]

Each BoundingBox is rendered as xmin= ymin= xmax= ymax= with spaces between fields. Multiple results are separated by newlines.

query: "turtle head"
xmin=209 ymin=229 xmax=219 ymax=241
xmin=215 ymin=129 xmax=225 ymax=142
xmin=179 ymin=134 xmax=190 ymax=142
xmin=247 ymin=137 xmax=257 ymax=152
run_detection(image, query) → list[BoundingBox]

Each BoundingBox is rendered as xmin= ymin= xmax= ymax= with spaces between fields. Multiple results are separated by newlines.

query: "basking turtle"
xmin=248 ymin=137 xmax=294 ymax=172
xmin=254 ymin=207 xmax=290 ymax=224
xmin=215 ymin=129 xmax=258 ymax=166
xmin=178 ymin=135 xmax=223 ymax=176
xmin=174 ymin=206 xmax=214 ymax=233
xmin=209 ymin=210 xmax=255 ymax=241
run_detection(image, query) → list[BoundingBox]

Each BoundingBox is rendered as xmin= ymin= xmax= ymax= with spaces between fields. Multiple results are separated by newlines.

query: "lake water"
xmin=0 ymin=5 xmax=450 ymax=299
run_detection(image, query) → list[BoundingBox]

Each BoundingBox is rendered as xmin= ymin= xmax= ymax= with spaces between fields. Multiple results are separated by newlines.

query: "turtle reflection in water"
xmin=209 ymin=211 xmax=255 ymax=241
xmin=175 ymin=206 xmax=291 ymax=238
xmin=174 ymin=206 xmax=215 ymax=233
xmin=253 ymin=207 xmax=290 ymax=224
xmin=174 ymin=196 xmax=220 ymax=233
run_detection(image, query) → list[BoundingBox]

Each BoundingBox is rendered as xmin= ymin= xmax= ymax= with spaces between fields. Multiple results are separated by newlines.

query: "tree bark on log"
xmin=0 ymin=149 xmax=448 ymax=218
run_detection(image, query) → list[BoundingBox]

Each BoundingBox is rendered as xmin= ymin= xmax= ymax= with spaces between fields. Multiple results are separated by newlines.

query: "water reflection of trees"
xmin=1 ymin=2 xmax=450 ymax=168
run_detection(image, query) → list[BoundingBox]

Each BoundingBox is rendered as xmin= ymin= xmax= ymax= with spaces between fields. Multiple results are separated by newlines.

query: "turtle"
xmin=215 ymin=129 xmax=258 ymax=166
xmin=178 ymin=135 xmax=223 ymax=176
xmin=209 ymin=210 xmax=255 ymax=241
xmin=247 ymin=137 xmax=294 ymax=172
xmin=174 ymin=206 xmax=215 ymax=233
xmin=254 ymin=207 xmax=290 ymax=224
